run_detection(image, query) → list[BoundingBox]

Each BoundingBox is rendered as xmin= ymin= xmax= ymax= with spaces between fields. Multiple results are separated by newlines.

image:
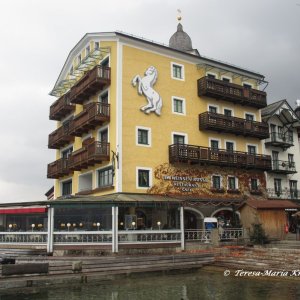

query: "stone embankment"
xmin=214 ymin=245 xmax=300 ymax=271
xmin=0 ymin=252 xmax=214 ymax=290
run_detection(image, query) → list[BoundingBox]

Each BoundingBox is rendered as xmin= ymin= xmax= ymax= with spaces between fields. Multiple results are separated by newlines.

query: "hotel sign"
xmin=162 ymin=175 xmax=208 ymax=192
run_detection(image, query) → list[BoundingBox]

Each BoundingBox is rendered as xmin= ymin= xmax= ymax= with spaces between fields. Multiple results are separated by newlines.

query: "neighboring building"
xmin=262 ymin=100 xmax=300 ymax=201
xmin=47 ymin=22 xmax=272 ymax=231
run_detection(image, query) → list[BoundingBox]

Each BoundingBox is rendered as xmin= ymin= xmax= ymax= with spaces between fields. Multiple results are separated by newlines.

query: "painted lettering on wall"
xmin=162 ymin=175 xmax=208 ymax=192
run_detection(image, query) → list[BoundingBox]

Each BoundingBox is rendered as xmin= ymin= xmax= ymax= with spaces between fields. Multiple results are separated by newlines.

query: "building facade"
xmin=47 ymin=23 xmax=272 ymax=231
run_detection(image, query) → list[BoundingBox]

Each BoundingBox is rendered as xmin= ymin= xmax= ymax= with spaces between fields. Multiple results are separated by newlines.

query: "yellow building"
xmin=47 ymin=23 xmax=272 ymax=231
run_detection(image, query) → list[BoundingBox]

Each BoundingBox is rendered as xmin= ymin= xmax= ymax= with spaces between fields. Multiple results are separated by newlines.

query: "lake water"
xmin=1 ymin=269 xmax=299 ymax=300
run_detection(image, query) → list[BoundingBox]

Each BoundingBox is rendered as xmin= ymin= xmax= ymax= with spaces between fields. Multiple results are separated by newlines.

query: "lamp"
xmin=67 ymin=223 xmax=71 ymax=231
xmin=8 ymin=224 xmax=12 ymax=232
xmin=96 ymin=222 xmax=101 ymax=231
xmin=31 ymin=224 xmax=35 ymax=232
xmin=132 ymin=221 xmax=136 ymax=230
xmin=157 ymin=221 xmax=161 ymax=230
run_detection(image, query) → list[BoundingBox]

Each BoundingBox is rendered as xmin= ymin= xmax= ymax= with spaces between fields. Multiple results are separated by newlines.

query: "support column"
xmin=47 ymin=207 xmax=54 ymax=255
xmin=112 ymin=206 xmax=115 ymax=253
xmin=180 ymin=206 xmax=185 ymax=251
xmin=115 ymin=206 xmax=119 ymax=253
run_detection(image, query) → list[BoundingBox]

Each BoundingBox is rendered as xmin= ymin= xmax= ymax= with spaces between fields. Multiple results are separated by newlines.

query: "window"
xmin=290 ymin=180 xmax=298 ymax=199
xmin=136 ymin=127 xmax=151 ymax=147
xmin=211 ymin=140 xmax=219 ymax=150
xmin=224 ymin=109 xmax=232 ymax=117
xmin=222 ymin=77 xmax=231 ymax=83
xmin=101 ymin=58 xmax=109 ymax=68
xmin=250 ymin=179 xmax=258 ymax=191
xmin=86 ymin=45 xmax=90 ymax=57
xmin=95 ymin=42 xmax=99 ymax=50
xmin=288 ymin=154 xmax=294 ymax=167
xmin=62 ymin=147 xmax=73 ymax=159
xmin=62 ymin=180 xmax=72 ymax=196
xmin=278 ymin=126 xmax=283 ymax=138
xmin=226 ymin=142 xmax=234 ymax=152
xmin=270 ymin=124 xmax=276 ymax=133
xmin=228 ymin=176 xmax=237 ymax=190
xmin=99 ymin=129 xmax=108 ymax=143
xmin=171 ymin=63 xmax=184 ymax=80
xmin=288 ymin=130 xmax=293 ymax=142
xmin=138 ymin=129 xmax=149 ymax=145
xmin=173 ymin=134 xmax=185 ymax=144
xmin=243 ymin=83 xmax=252 ymax=89
xmin=247 ymin=145 xmax=256 ymax=155
xmin=212 ymin=176 xmax=221 ymax=189
xmin=137 ymin=168 xmax=151 ymax=188
xmin=274 ymin=179 xmax=282 ymax=195
xmin=209 ymin=106 xmax=217 ymax=113
xmin=172 ymin=97 xmax=185 ymax=114
xmin=98 ymin=167 xmax=113 ymax=188
xmin=245 ymin=113 xmax=255 ymax=121
xmin=207 ymin=73 xmax=216 ymax=79
xmin=99 ymin=91 xmax=109 ymax=104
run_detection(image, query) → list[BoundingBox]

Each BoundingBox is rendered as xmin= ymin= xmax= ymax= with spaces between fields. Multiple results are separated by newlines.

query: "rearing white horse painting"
xmin=131 ymin=66 xmax=163 ymax=115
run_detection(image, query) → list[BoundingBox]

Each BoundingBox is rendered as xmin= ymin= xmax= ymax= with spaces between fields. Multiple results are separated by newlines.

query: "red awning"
xmin=0 ymin=207 xmax=47 ymax=214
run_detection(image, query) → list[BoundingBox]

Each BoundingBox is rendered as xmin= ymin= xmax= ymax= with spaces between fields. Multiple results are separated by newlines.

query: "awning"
xmin=0 ymin=207 xmax=47 ymax=215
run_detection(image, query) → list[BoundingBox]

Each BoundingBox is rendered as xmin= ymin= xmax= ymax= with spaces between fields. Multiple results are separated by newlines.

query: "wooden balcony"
xmin=70 ymin=65 xmax=111 ymax=104
xmin=270 ymin=160 xmax=297 ymax=174
xmin=47 ymin=158 xmax=70 ymax=179
xmin=69 ymin=102 xmax=110 ymax=137
xmin=169 ymin=144 xmax=272 ymax=171
xmin=199 ymin=112 xmax=269 ymax=139
xmin=48 ymin=120 xmax=74 ymax=149
xmin=49 ymin=92 xmax=75 ymax=121
xmin=197 ymin=77 xmax=267 ymax=108
xmin=265 ymin=132 xmax=294 ymax=149
xmin=68 ymin=141 xmax=110 ymax=171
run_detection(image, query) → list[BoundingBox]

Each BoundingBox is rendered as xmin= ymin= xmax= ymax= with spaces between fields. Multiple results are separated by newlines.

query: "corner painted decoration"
xmin=132 ymin=66 xmax=163 ymax=115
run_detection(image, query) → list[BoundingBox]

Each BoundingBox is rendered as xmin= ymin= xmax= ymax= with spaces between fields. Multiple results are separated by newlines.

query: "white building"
xmin=262 ymin=100 xmax=300 ymax=200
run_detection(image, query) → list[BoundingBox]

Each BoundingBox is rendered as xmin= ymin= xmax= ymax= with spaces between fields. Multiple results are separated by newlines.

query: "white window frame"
xmin=172 ymin=96 xmax=186 ymax=115
xmin=60 ymin=144 xmax=73 ymax=158
xmin=227 ymin=176 xmax=239 ymax=190
xmin=208 ymin=104 xmax=219 ymax=113
xmin=246 ymin=143 xmax=258 ymax=154
xmin=221 ymin=75 xmax=232 ymax=83
xmin=96 ymin=165 xmax=114 ymax=189
xmin=206 ymin=72 xmax=218 ymax=79
xmin=242 ymin=81 xmax=254 ymax=89
xmin=211 ymin=174 xmax=223 ymax=189
xmin=60 ymin=177 xmax=73 ymax=197
xmin=223 ymin=107 xmax=234 ymax=116
xmin=98 ymin=125 xmax=110 ymax=142
xmin=136 ymin=126 xmax=152 ymax=147
xmin=100 ymin=55 xmax=110 ymax=67
xmin=136 ymin=167 xmax=152 ymax=189
xmin=98 ymin=88 xmax=110 ymax=103
xmin=209 ymin=137 xmax=222 ymax=149
xmin=249 ymin=178 xmax=260 ymax=190
xmin=172 ymin=132 xmax=188 ymax=144
xmin=171 ymin=62 xmax=185 ymax=81
xmin=78 ymin=170 xmax=94 ymax=192
xmin=244 ymin=112 xmax=256 ymax=121
xmin=224 ymin=139 xmax=236 ymax=151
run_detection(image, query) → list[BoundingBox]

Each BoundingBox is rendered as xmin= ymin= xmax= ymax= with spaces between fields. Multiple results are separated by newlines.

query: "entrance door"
xmin=184 ymin=211 xmax=198 ymax=229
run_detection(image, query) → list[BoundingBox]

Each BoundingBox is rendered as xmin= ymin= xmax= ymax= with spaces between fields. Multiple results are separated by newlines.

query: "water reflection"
xmin=1 ymin=270 xmax=300 ymax=300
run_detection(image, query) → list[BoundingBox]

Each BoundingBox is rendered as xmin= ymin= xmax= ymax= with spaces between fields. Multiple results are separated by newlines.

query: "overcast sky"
xmin=0 ymin=0 xmax=299 ymax=203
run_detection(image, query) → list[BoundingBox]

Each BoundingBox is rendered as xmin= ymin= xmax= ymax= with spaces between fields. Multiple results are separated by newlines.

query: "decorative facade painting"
xmin=132 ymin=66 xmax=163 ymax=115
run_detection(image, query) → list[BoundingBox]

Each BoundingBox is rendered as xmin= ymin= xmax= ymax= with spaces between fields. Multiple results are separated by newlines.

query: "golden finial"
xmin=177 ymin=9 xmax=182 ymax=22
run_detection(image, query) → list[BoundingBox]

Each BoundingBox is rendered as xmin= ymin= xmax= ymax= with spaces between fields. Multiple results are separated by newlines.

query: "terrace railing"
xmin=0 ymin=232 xmax=47 ymax=245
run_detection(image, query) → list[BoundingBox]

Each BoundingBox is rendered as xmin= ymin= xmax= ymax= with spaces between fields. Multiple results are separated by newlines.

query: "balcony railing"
xmin=68 ymin=141 xmax=110 ymax=171
xmin=197 ymin=77 xmax=267 ymax=108
xmin=69 ymin=102 xmax=110 ymax=137
xmin=70 ymin=65 xmax=111 ymax=104
xmin=49 ymin=92 xmax=75 ymax=121
xmin=270 ymin=160 xmax=297 ymax=174
xmin=199 ymin=112 xmax=269 ymax=139
xmin=169 ymin=144 xmax=272 ymax=171
xmin=47 ymin=158 xmax=70 ymax=179
xmin=265 ymin=132 xmax=294 ymax=149
xmin=48 ymin=120 xmax=74 ymax=149
xmin=267 ymin=188 xmax=299 ymax=200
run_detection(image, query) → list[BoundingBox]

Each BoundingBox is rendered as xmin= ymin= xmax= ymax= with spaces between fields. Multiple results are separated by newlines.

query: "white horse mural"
xmin=131 ymin=66 xmax=163 ymax=116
